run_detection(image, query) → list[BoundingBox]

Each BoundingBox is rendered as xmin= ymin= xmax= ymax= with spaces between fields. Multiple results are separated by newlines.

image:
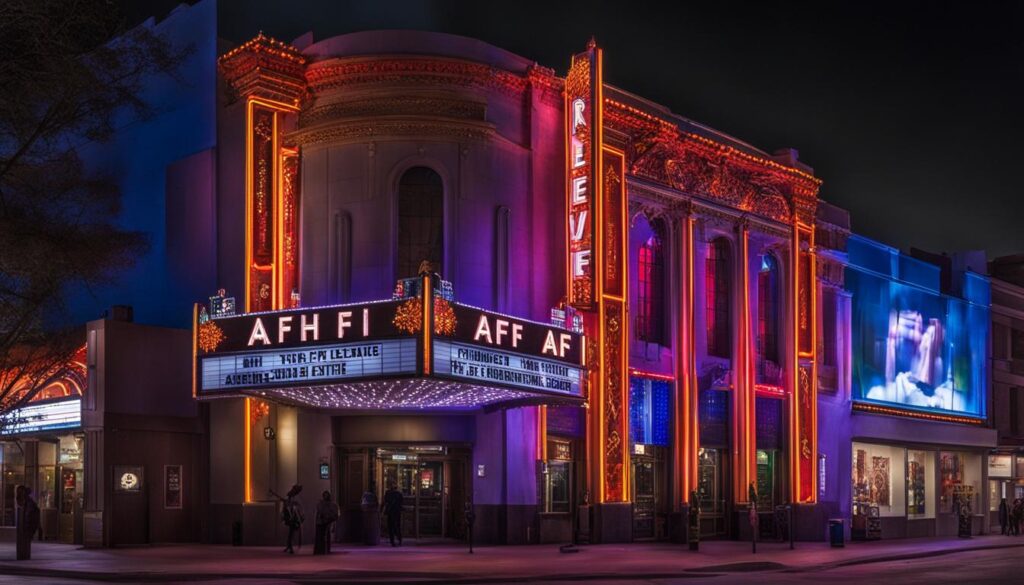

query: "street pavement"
xmin=0 ymin=535 xmax=1022 ymax=583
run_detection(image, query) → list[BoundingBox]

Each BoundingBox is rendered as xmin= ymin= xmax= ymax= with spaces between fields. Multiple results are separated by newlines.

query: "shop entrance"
xmin=697 ymin=447 xmax=729 ymax=537
xmin=375 ymin=447 xmax=468 ymax=540
xmin=632 ymin=446 xmax=666 ymax=539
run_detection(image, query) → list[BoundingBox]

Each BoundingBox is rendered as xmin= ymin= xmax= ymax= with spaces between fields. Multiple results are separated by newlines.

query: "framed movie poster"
xmin=164 ymin=465 xmax=183 ymax=509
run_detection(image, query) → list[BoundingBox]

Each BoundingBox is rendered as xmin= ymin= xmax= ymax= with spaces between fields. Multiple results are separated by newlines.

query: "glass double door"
xmin=381 ymin=459 xmax=445 ymax=539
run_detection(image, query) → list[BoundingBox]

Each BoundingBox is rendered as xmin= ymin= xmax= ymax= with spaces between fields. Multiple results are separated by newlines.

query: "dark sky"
xmin=128 ymin=0 xmax=1024 ymax=258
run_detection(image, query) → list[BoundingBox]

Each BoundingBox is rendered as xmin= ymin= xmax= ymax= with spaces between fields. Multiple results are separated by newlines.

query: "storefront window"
xmin=1 ymin=442 xmax=26 ymax=526
xmin=906 ymin=450 xmax=935 ymax=519
xmin=852 ymin=442 xmax=906 ymax=517
xmin=37 ymin=441 xmax=57 ymax=510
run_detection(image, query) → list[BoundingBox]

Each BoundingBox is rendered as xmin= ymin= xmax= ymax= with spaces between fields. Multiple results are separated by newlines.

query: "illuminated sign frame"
xmin=193 ymin=290 xmax=586 ymax=405
xmin=0 ymin=398 xmax=81 ymax=435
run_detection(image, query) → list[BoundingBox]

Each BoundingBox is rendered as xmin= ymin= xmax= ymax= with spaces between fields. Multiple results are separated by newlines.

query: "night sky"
xmin=128 ymin=0 xmax=1024 ymax=258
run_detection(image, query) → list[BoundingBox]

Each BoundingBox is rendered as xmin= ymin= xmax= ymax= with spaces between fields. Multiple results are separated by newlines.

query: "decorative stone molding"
xmin=288 ymin=118 xmax=495 ymax=147
xmin=219 ymin=33 xmax=308 ymax=105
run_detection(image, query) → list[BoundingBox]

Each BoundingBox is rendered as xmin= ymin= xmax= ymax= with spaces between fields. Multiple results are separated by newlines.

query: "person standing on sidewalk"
xmin=314 ymin=491 xmax=340 ymax=555
xmin=999 ymin=498 xmax=1009 ymax=535
xmin=1014 ymin=498 xmax=1024 ymax=536
xmin=15 ymin=486 xmax=40 ymax=561
xmin=383 ymin=483 xmax=404 ymax=546
xmin=282 ymin=484 xmax=305 ymax=554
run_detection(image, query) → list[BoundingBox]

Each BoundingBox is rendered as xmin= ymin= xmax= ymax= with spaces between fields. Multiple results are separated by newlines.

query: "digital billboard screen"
xmin=848 ymin=268 xmax=987 ymax=418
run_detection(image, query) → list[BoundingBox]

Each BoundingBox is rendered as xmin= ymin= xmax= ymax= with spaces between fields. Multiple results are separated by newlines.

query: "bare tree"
xmin=0 ymin=0 xmax=187 ymax=424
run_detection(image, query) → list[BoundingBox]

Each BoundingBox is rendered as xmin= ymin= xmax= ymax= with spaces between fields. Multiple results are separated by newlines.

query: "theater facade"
xmin=188 ymin=29 xmax=847 ymax=546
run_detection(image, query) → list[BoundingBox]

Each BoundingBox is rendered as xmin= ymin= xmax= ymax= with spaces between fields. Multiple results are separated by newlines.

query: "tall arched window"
xmin=397 ymin=167 xmax=443 ymax=279
xmin=637 ymin=221 xmax=665 ymax=344
xmin=757 ymin=253 xmax=781 ymax=384
xmin=706 ymin=237 xmax=731 ymax=359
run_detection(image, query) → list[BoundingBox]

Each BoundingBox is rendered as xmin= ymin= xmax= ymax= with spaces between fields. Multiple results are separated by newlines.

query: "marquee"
xmin=193 ymin=282 xmax=585 ymax=410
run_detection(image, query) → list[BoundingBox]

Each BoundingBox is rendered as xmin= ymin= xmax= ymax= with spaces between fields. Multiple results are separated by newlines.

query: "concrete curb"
xmin=0 ymin=541 xmax=1021 ymax=583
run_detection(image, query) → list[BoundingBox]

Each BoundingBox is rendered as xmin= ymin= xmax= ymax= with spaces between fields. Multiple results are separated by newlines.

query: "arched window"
xmin=397 ymin=167 xmax=443 ymax=279
xmin=637 ymin=222 xmax=665 ymax=344
xmin=706 ymin=237 xmax=731 ymax=359
xmin=757 ymin=253 xmax=781 ymax=384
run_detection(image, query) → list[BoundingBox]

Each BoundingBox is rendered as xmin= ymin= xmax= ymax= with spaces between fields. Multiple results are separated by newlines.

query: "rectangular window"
xmin=852 ymin=442 xmax=906 ymax=517
xmin=906 ymin=450 xmax=935 ymax=519
xmin=1013 ymin=327 xmax=1024 ymax=361
xmin=821 ymin=288 xmax=837 ymax=367
xmin=629 ymin=377 xmax=671 ymax=446
xmin=1011 ymin=388 xmax=1021 ymax=437
xmin=993 ymin=322 xmax=1009 ymax=360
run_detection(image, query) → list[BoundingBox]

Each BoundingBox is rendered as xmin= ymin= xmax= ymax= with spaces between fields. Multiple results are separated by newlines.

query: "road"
xmin=1 ymin=546 xmax=1019 ymax=584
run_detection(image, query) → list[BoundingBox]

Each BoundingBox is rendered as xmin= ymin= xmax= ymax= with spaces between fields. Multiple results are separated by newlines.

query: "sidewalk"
xmin=1 ymin=535 xmax=1022 ymax=583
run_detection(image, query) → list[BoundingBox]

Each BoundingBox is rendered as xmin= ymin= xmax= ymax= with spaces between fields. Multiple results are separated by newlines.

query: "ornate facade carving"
xmin=300 ymin=96 xmax=487 ymax=127
xmin=288 ymin=119 xmax=495 ymax=147
xmin=219 ymin=33 xmax=308 ymax=105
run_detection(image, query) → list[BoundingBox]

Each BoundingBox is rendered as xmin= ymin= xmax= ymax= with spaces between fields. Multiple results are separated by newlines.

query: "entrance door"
xmin=58 ymin=466 xmax=81 ymax=544
xmin=632 ymin=458 xmax=656 ymax=539
xmin=380 ymin=457 xmax=446 ymax=539
xmin=697 ymin=448 xmax=728 ymax=537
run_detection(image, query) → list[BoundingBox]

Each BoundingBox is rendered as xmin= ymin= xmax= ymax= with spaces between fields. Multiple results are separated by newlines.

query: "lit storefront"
xmin=0 ymin=349 xmax=87 ymax=544
xmin=821 ymin=236 xmax=996 ymax=539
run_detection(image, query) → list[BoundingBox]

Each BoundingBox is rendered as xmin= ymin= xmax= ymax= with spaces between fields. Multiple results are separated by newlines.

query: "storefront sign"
xmin=565 ymin=42 xmax=598 ymax=309
xmin=164 ymin=465 xmax=182 ymax=509
xmin=319 ymin=462 xmax=329 ymax=480
xmin=989 ymin=454 xmax=1013 ymax=478
xmin=0 ymin=398 xmax=81 ymax=435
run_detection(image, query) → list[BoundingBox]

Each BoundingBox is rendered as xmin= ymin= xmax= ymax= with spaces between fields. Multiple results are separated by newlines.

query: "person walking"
xmin=282 ymin=484 xmax=305 ymax=554
xmin=999 ymin=498 xmax=1009 ymax=536
xmin=15 ymin=486 xmax=40 ymax=561
xmin=314 ymin=490 xmax=340 ymax=555
xmin=383 ymin=483 xmax=404 ymax=547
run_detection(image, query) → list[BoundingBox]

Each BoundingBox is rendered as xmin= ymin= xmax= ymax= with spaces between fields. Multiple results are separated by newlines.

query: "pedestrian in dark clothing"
xmin=15 ymin=486 xmax=40 ymax=561
xmin=314 ymin=490 xmax=340 ymax=555
xmin=282 ymin=484 xmax=304 ymax=554
xmin=999 ymin=498 xmax=1009 ymax=535
xmin=383 ymin=484 xmax=404 ymax=546
xmin=1011 ymin=499 xmax=1019 ymax=536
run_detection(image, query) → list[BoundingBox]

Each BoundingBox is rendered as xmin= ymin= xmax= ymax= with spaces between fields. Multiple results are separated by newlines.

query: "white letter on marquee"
xmin=473 ymin=315 xmax=492 ymax=344
xmin=572 ymin=138 xmax=585 ymax=168
xmin=572 ymin=98 xmax=586 ymax=129
xmin=572 ymin=250 xmax=591 ymax=277
xmin=278 ymin=316 xmax=292 ymax=343
xmin=363 ymin=308 xmax=369 ymax=336
xmin=511 ymin=323 xmax=523 ymax=348
xmin=495 ymin=319 xmax=510 ymax=345
xmin=569 ymin=210 xmax=588 ymax=242
xmin=248 ymin=318 xmax=271 ymax=346
xmin=572 ymin=176 xmax=588 ymax=205
xmin=542 ymin=330 xmax=558 ymax=356
xmin=559 ymin=333 xmax=572 ymax=358
xmin=337 ymin=311 xmax=352 ymax=339
xmin=301 ymin=313 xmax=319 ymax=342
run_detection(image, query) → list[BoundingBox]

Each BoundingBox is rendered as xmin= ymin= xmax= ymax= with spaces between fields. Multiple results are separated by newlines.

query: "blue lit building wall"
xmin=68 ymin=0 xmax=218 ymax=328
xmin=629 ymin=377 xmax=671 ymax=446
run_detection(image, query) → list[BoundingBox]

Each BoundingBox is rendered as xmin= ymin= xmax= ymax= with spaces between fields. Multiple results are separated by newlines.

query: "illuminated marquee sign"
xmin=194 ymin=292 xmax=585 ymax=404
xmin=1 ymin=398 xmax=81 ymax=435
xmin=195 ymin=299 xmax=418 ymax=396
xmin=432 ymin=303 xmax=585 ymax=398
xmin=566 ymin=43 xmax=599 ymax=309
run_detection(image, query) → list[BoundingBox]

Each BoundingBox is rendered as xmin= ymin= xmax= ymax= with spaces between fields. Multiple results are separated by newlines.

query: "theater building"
xmin=187 ymin=26 xmax=842 ymax=547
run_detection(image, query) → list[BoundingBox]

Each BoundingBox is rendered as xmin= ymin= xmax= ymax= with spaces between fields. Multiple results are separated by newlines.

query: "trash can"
xmin=828 ymin=518 xmax=844 ymax=548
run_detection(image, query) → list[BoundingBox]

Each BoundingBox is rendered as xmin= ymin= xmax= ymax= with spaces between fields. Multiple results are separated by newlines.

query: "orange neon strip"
xmin=422 ymin=275 xmax=432 ymax=375
xmin=244 ymin=396 xmax=252 ymax=503
xmin=594 ymin=46 xmax=606 ymax=503
xmin=629 ymin=368 xmax=675 ymax=382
